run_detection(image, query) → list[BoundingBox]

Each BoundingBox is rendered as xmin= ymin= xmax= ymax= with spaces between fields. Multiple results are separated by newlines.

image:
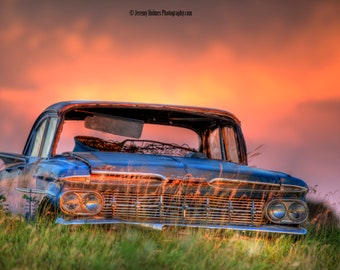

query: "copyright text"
xmin=129 ymin=9 xmax=193 ymax=17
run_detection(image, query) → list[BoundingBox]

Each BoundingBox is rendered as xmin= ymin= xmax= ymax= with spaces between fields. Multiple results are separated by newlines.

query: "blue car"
xmin=0 ymin=101 xmax=309 ymax=234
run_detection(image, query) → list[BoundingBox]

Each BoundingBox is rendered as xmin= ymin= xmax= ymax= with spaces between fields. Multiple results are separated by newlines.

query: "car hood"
xmin=70 ymin=152 xmax=308 ymax=188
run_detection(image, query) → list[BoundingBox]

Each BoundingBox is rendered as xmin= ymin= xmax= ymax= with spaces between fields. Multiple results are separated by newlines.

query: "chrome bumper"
xmin=56 ymin=217 xmax=307 ymax=235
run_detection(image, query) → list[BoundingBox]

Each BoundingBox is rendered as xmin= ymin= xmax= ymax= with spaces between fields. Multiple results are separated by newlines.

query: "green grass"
xmin=0 ymin=213 xmax=339 ymax=270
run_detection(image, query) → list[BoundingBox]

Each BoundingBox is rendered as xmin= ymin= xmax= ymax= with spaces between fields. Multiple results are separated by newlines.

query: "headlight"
xmin=265 ymin=199 xmax=308 ymax=224
xmin=83 ymin=193 xmax=102 ymax=212
xmin=60 ymin=191 xmax=103 ymax=215
xmin=60 ymin=192 xmax=81 ymax=214
xmin=288 ymin=201 xmax=308 ymax=223
xmin=266 ymin=201 xmax=287 ymax=222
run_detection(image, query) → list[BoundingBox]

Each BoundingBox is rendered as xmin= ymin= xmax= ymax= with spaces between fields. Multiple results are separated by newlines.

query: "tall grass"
xmin=0 ymin=212 xmax=339 ymax=270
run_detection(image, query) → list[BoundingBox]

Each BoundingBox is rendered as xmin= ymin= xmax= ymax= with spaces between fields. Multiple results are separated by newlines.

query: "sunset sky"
xmin=1 ymin=0 xmax=339 ymax=215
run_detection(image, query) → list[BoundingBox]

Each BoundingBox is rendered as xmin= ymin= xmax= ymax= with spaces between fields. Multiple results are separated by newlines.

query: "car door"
xmin=0 ymin=154 xmax=27 ymax=215
xmin=0 ymin=114 xmax=58 ymax=218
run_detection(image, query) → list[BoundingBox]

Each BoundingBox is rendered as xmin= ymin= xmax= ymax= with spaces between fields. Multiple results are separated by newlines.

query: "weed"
xmin=0 ymin=211 xmax=339 ymax=270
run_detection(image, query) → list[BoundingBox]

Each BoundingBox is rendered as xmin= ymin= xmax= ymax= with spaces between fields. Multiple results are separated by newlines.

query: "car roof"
xmin=45 ymin=100 xmax=241 ymax=124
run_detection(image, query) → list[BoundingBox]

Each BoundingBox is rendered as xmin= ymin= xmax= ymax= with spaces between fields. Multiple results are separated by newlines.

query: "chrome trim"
xmin=62 ymin=172 xmax=168 ymax=185
xmin=90 ymin=171 xmax=168 ymax=181
xmin=63 ymin=175 xmax=90 ymax=179
xmin=101 ymin=192 xmax=265 ymax=226
xmin=61 ymin=175 xmax=91 ymax=183
xmin=56 ymin=218 xmax=307 ymax=235
xmin=209 ymin=178 xmax=308 ymax=192
xmin=85 ymin=172 xmax=169 ymax=187
xmin=16 ymin=188 xmax=46 ymax=194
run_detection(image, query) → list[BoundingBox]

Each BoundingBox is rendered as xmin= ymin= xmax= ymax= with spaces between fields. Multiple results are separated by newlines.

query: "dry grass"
xmin=0 ymin=207 xmax=339 ymax=270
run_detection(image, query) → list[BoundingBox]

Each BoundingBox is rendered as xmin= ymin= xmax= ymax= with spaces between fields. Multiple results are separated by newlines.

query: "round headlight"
xmin=60 ymin=192 xmax=81 ymax=214
xmin=83 ymin=193 xmax=102 ymax=213
xmin=288 ymin=202 xmax=308 ymax=223
xmin=267 ymin=201 xmax=286 ymax=222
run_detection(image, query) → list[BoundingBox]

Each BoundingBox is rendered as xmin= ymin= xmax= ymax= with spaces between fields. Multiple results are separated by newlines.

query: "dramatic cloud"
xmin=1 ymin=0 xmax=340 ymax=90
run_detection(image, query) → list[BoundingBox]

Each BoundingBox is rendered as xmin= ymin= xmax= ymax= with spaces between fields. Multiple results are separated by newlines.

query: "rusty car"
xmin=0 ymin=101 xmax=309 ymax=234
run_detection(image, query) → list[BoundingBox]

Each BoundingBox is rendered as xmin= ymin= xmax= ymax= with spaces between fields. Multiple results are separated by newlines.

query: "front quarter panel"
xmin=0 ymin=153 xmax=28 ymax=215
xmin=28 ymin=156 xmax=90 ymax=204
xmin=1 ymin=152 xmax=90 ymax=218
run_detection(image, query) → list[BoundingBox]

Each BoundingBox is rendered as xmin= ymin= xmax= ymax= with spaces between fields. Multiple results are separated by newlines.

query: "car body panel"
xmin=65 ymin=151 xmax=307 ymax=188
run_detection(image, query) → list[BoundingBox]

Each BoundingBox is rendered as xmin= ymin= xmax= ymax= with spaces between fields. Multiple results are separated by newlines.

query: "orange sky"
xmin=0 ymin=0 xmax=339 ymax=215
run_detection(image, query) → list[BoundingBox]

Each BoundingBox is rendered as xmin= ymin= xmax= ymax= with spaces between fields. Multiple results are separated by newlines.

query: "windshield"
xmin=56 ymin=119 xmax=200 ymax=157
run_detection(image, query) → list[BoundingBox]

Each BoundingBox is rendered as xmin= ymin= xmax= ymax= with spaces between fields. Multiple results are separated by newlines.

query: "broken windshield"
xmin=56 ymin=119 xmax=200 ymax=157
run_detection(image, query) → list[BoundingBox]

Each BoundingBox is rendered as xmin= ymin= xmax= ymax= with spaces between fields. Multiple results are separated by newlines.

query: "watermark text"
xmin=129 ymin=9 xmax=193 ymax=17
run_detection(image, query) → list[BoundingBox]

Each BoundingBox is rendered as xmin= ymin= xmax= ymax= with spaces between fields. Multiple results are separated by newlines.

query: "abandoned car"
xmin=0 ymin=101 xmax=309 ymax=234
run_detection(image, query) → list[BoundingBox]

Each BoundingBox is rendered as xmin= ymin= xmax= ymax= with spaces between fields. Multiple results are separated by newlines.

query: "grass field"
xmin=0 ymin=211 xmax=339 ymax=270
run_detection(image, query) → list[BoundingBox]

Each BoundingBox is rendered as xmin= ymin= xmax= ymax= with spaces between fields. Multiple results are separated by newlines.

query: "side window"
xmin=223 ymin=126 xmax=240 ymax=163
xmin=207 ymin=126 xmax=241 ymax=163
xmin=30 ymin=119 xmax=47 ymax=157
xmin=41 ymin=118 xmax=58 ymax=158
xmin=0 ymin=159 xmax=5 ymax=170
xmin=208 ymin=128 xmax=222 ymax=160
xmin=29 ymin=117 xmax=58 ymax=158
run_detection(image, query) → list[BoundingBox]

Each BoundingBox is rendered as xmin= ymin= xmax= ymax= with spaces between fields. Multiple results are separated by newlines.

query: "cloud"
xmin=1 ymin=0 xmax=340 ymax=90
xmin=0 ymin=96 xmax=33 ymax=152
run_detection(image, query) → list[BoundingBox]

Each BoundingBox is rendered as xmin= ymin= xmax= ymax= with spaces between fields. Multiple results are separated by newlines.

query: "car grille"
xmin=100 ymin=192 xmax=265 ymax=226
